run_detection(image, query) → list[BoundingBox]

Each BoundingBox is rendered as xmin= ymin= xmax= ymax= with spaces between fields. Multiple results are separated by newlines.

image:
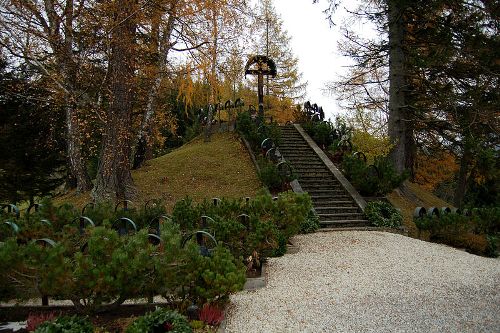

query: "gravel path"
xmin=224 ymin=231 xmax=500 ymax=333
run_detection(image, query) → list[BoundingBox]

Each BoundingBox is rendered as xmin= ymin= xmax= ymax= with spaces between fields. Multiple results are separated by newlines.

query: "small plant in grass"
xmin=26 ymin=312 xmax=58 ymax=332
xmin=126 ymin=308 xmax=192 ymax=333
xmin=199 ymin=303 xmax=224 ymax=326
xmin=364 ymin=201 xmax=403 ymax=228
xmin=34 ymin=315 xmax=93 ymax=333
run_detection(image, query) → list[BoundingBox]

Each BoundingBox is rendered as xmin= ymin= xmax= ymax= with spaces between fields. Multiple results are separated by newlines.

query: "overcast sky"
xmin=272 ymin=0 xmax=358 ymax=120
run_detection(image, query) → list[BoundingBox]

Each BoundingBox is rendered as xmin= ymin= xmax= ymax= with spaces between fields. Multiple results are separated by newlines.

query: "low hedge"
xmin=0 ymin=192 xmax=313 ymax=311
xmin=414 ymin=207 xmax=499 ymax=257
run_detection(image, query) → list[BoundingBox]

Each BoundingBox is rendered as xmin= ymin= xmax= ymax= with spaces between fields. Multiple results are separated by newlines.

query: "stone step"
xmin=312 ymin=200 xmax=357 ymax=207
xmin=300 ymin=184 xmax=344 ymax=191
xmin=287 ymin=160 xmax=324 ymax=166
xmin=299 ymin=179 xmax=341 ymax=186
xmin=311 ymin=194 xmax=353 ymax=201
xmin=319 ymin=220 xmax=371 ymax=228
xmin=294 ymin=168 xmax=331 ymax=174
xmin=280 ymin=149 xmax=316 ymax=154
xmin=307 ymin=190 xmax=348 ymax=197
xmin=315 ymin=206 xmax=361 ymax=214
xmin=279 ymin=149 xmax=317 ymax=159
xmin=300 ymin=179 xmax=339 ymax=186
xmin=318 ymin=212 xmax=365 ymax=219
xmin=289 ymin=160 xmax=325 ymax=166
xmin=280 ymin=134 xmax=306 ymax=141
xmin=278 ymin=146 xmax=314 ymax=153
xmin=299 ymin=170 xmax=333 ymax=175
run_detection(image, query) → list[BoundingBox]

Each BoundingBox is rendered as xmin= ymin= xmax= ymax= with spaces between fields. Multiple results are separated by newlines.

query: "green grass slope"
xmin=56 ymin=132 xmax=262 ymax=211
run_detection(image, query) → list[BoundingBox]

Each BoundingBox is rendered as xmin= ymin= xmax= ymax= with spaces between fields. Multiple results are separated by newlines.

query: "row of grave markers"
xmin=413 ymin=206 xmax=478 ymax=219
xmin=1 ymin=196 xmax=283 ymax=306
xmin=257 ymin=125 xmax=295 ymax=180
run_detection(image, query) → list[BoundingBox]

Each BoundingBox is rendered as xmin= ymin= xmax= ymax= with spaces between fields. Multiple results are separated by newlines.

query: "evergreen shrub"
xmin=414 ymin=208 xmax=499 ymax=257
xmin=126 ymin=308 xmax=192 ymax=333
xmin=364 ymin=201 xmax=402 ymax=228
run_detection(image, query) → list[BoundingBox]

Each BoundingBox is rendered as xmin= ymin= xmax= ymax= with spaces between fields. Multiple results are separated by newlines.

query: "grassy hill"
xmin=387 ymin=181 xmax=452 ymax=237
xmin=55 ymin=133 xmax=262 ymax=211
xmin=55 ymin=131 xmax=449 ymax=237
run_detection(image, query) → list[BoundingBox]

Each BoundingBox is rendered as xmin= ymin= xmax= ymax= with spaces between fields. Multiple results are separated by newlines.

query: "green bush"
xmin=342 ymin=155 xmax=408 ymax=196
xmin=59 ymin=227 xmax=157 ymax=312
xmin=258 ymin=160 xmax=285 ymax=191
xmin=236 ymin=112 xmax=261 ymax=150
xmin=172 ymin=197 xmax=201 ymax=231
xmin=126 ymin=308 xmax=192 ymax=333
xmin=303 ymin=121 xmax=335 ymax=147
xmin=179 ymin=245 xmax=246 ymax=304
xmin=0 ymin=238 xmax=70 ymax=302
xmin=364 ymin=201 xmax=403 ymax=228
xmin=0 ymin=193 xmax=314 ymax=308
xmin=300 ymin=211 xmax=320 ymax=234
xmin=414 ymin=208 xmax=500 ymax=257
xmin=34 ymin=315 xmax=93 ymax=333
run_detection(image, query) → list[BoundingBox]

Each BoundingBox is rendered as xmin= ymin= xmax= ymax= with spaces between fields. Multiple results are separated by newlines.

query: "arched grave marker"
xmin=265 ymin=147 xmax=280 ymax=163
xmin=26 ymin=203 xmax=43 ymax=215
xmin=3 ymin=221 xmax=20 ymax=234
xmin=413 ymin=207 xmax=427 ymax=218
xmin=261 ymin=138 xmax=274 ymax=153
xmin=114 ymin=200 xmax=134 ymax=212
xmin=181 ymin=231 xmax=217 ymax=257
xmin=2 ymin=204 xmax=20 ymax=219
xmin=81 ymin=202 xmax=95 ymax=215
xmin=427 ymin=207 xmax=440 ymax=218
xmin=72 ymin=216 xmax=95 ymax=235
xmin=353 ymin=151 xmax=367 ymax=163
xmin=440 ymin=207 xmax=452 ymax=215
xmin=112 ymin=217 xmax=137 ymax=236
xmin=277 ymin=161 xmax=294 ymax=179
xmin=148 ymin=214 xmax=171 ymax=236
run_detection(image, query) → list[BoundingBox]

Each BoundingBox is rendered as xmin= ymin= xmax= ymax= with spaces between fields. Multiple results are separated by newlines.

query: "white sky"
xmin=272 ymin=0 xmax=358 ymax=120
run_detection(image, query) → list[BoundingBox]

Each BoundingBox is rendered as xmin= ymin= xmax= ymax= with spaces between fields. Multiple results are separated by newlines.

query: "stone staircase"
xmin=279 ymin=125 xmax=369 ymax=228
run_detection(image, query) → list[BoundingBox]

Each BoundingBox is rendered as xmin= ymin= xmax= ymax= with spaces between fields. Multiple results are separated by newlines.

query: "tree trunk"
xmin=454 ymin=147 xmax=471 ymax=209
xmin=66 ymin=103 xmax=92 ymax=192
xmin=92 ymin=0 xmax=138 ymax=202
xmin=205 ymin=5 xmax=219 ymax=143
xmin=387 ymin=0 xmax=411 ymax=174
xmin=133 ymin=3 xmax=177 ymax=169
xmin=55 ymin=0 xmax=92 ymax=192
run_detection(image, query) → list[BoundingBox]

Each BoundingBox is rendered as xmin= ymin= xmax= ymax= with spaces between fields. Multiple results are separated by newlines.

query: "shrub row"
xmin=0 ymin=192 xmax=313 ymax=312
xmin=414 ymin=207 xmax=499 ymax=257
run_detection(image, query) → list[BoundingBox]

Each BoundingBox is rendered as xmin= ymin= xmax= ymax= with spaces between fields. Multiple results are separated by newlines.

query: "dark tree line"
xmin=320 ymin=0 xmax=499 ymax=207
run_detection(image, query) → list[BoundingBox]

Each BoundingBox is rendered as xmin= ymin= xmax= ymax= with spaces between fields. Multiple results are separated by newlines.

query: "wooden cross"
xmin=244 ymin=55 xmax=277 ymax=121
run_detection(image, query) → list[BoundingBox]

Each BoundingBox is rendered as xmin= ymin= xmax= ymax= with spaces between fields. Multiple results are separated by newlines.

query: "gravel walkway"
xmin=224 ymin=231 xmax=500 ymax=333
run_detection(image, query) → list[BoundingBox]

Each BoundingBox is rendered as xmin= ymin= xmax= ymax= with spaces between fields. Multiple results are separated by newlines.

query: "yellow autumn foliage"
xmin=351 ymin=130 xmax=392 ymax=164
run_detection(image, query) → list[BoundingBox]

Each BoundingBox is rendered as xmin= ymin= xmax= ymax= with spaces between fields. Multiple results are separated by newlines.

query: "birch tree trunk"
xmin=133 ymin=1 xmax=178 ymax=169
xmin=204 ymin=5 xmax=219 ymax=142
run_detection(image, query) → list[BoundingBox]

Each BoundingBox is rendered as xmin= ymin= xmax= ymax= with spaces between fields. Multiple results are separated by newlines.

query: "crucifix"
xmin=244 ymin=55 xmax=277 ymax=122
